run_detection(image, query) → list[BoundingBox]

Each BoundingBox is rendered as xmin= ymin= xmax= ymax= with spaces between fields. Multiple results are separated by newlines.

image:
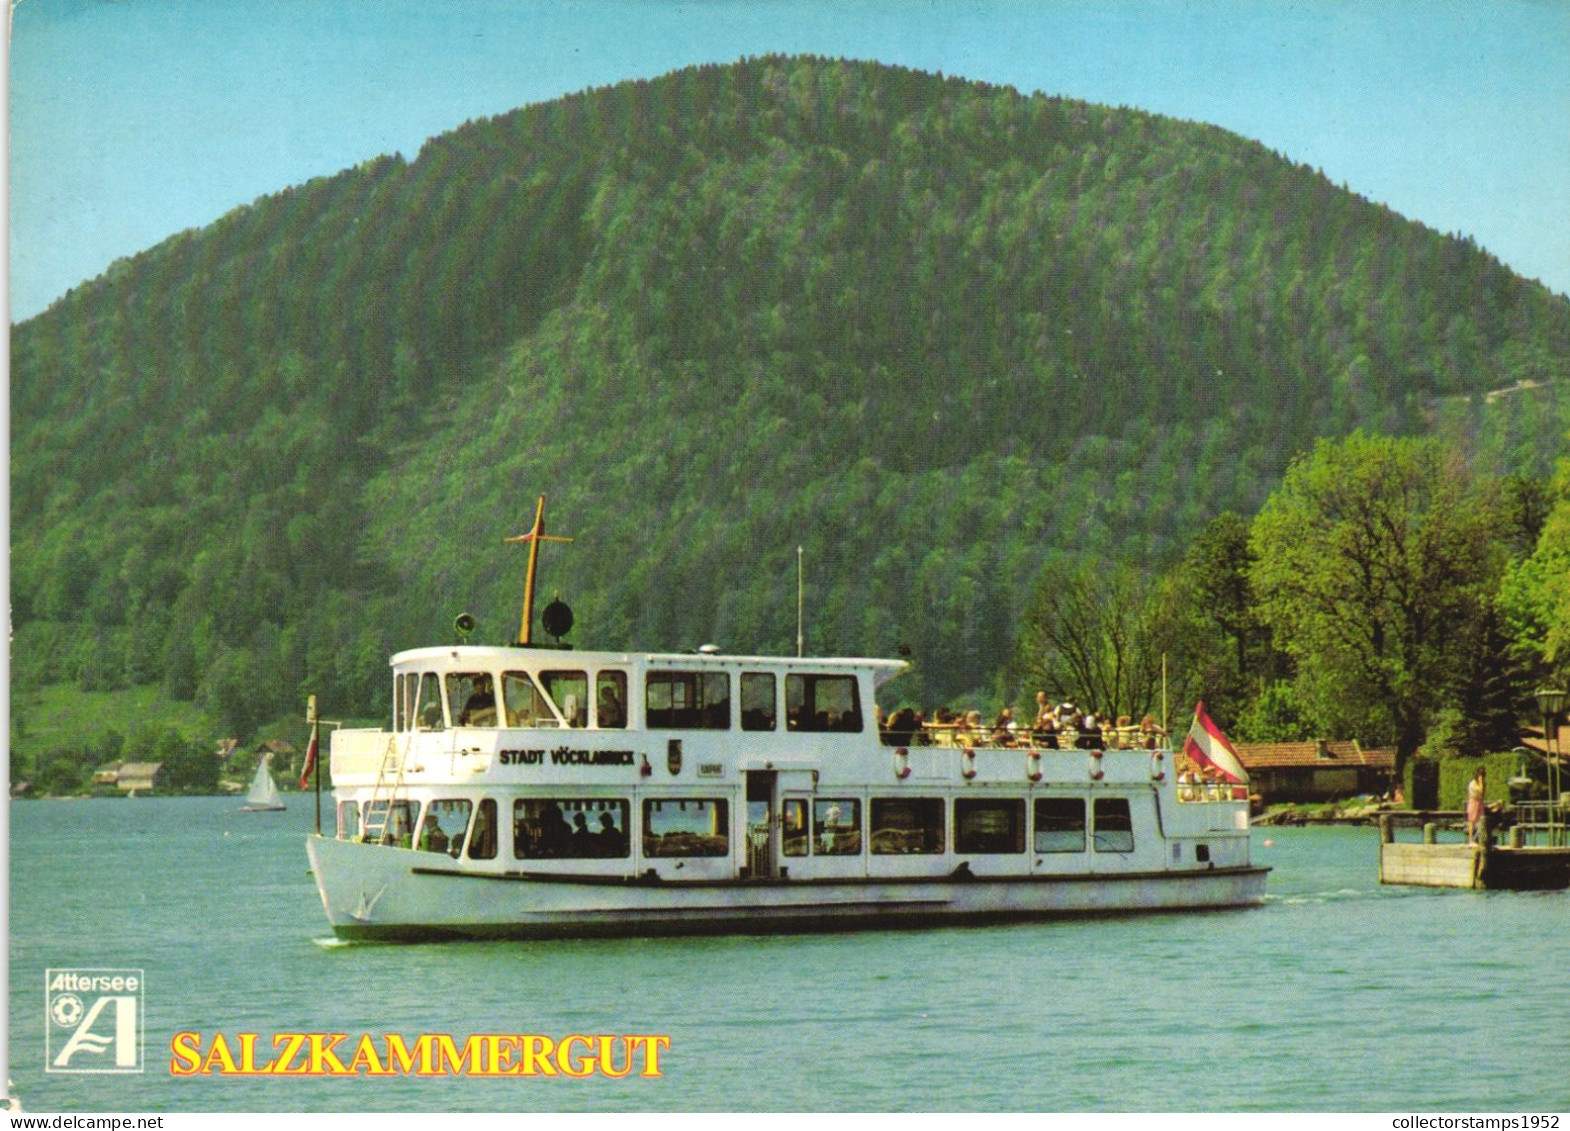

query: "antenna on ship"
xmin=505 ymin=495 xmax=574 ymax=646
xmin=797 ymin=545 xmax=805 ymax=657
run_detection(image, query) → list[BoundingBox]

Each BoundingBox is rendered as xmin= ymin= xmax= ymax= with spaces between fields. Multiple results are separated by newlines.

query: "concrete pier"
xmin=1379 ymin=841 xmax=1484 ymax=888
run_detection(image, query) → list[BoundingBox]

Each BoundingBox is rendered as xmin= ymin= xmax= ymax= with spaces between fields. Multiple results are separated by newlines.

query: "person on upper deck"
xmin=991 ymin=708 xmax=1017 ymax=745
xmin=884 ymin=706 xmax=920 ymax=746
xmin=1032 ymin=693 xmax=1060 ymax=748
xmin=1076 ymin=710 xmax=1102 ymax=750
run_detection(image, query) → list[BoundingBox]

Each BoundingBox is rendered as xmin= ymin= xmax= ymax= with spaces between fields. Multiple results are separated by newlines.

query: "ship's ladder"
xmin=360 ymin=729 xmax=416 ymax=845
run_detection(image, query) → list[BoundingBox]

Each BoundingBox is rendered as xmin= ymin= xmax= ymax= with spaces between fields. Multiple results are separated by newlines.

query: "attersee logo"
xmin=46 ymin=968 xmax=145 ymax=1073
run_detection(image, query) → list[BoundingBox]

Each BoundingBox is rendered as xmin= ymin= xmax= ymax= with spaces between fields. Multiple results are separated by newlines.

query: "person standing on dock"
xmin=1466 ymin=768 xmax=1486 ymax=845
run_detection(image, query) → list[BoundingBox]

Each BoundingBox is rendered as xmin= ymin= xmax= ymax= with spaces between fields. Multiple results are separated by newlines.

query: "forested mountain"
xmin=12 ymin=56 xmax=1570 ymax=744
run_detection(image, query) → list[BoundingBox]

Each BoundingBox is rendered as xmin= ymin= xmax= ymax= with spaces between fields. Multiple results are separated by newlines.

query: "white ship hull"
xmin=306 ymin=635 xmax=1268 ymax=941
xmin=307 ymin=833 xmax=1267 ymax=940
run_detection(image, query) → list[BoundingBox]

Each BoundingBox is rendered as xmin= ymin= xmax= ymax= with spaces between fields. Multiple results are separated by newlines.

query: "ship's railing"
xmin=881 ymin=724 xmax=1165 ymax=751
xmin=1175 ymin=779 xmax=1250 ymax=803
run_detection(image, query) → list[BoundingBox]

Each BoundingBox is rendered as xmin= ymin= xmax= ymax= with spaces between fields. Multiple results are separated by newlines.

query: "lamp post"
xmin=1533 ymin=687 xmax=1566 ymax=847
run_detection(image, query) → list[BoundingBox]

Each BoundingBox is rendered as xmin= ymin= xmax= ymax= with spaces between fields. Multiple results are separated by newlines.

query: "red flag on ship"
xmin=1182 ymin=701 xmax=1248 ymax=783
xmin=299 ymin=719 xmax=320 ymax=790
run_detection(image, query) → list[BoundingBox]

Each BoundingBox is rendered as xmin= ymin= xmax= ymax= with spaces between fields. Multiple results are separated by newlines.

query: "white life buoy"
xmin=894 ymin=747 xmax=912 ymax=780
xmin=961 ymin=747 xmax=977 ymax=780
xmin=1089 ymin=748 xmax=1104 ymax=781
xmin=1026 ymin=748 xmax=1043 ymax=782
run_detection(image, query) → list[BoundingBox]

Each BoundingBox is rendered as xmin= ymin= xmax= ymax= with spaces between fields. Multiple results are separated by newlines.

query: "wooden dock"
xmin=1378 ymin=813 xmax=1570 ymax=890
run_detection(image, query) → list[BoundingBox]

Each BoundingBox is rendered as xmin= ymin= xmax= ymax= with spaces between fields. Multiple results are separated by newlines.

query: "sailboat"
xmin=240 ymin=753 xmax=286 ymax=812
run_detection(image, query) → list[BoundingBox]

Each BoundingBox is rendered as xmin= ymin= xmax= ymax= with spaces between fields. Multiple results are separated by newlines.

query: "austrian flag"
xmin=1182 ymin=702 xmax=1248 ymax=783
xmin=299 ymin=720 xmax=320 ymax=790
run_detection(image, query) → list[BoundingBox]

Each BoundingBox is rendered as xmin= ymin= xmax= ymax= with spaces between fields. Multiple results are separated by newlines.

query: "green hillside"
xmin=12 ymin=57 xmax=1570 ymax=765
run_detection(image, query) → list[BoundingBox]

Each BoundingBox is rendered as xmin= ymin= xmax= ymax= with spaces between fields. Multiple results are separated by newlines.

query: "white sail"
xmin=243 ymin=753 xmax=285 ymax=811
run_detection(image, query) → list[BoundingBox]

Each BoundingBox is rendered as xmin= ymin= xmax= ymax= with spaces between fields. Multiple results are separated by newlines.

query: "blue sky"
xmin=9 ymin=0 xmax=1570 ymax=321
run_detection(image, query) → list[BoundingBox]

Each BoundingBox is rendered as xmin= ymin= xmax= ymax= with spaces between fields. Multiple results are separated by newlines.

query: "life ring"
xmin=1026 ymin=748 xmax=1043 ymax=782
xmin=894 ymin=747 xmax=912 ymax=780
xmin=1089 ymin=748 xmax=1104 ymax=781
xmin=961 ymin=747 xmax=977 ymax=780
xmin=1150 ymin=749 xmax=1165 ymax=782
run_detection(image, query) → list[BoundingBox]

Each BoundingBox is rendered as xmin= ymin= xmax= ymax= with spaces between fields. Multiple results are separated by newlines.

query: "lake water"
xmin=8 ymin=796 xmax=1566 ymax=1113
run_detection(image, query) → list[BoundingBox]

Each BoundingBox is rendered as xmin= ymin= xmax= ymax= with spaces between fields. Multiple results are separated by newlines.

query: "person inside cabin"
xmin=571 ymin=812 xmax=595 ymax=855
xmin=418 ymin=813 xmax=449 ymax=854
xmin=597 ymin=811 xmax=626 ymax=857
xmin=459 ymin=675 xmax=496 ymax=726
xmin=468 ymin=803 xmax=494 ymax=858
xmin=598 ymin=684 xmax=625 ymax=729
xmin=542 ymin=803 xmax=572 ymax=857
xmin=1466 ymin=767 xmax=1486 ymax=845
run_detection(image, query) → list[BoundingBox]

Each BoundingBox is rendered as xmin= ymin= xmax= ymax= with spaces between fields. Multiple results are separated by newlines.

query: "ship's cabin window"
xmin=337 ymin=800 xmax=359 ymax=840
xmin=467 ymin=799 xmax=498 ymax=860
xmin=396 ymin=674 xmax=414 ymax=731
xmin=740 ymin=672 xmax=777 ymax=731
xmin=1034 ymin=798 xmax=1087 ymax=853
xmin=643 ymin=798 xmax=728 ymax=857
xmin=542 ymin=670 xmax=588 ymax=728
xmin=812 ymin=798 xmax=862 ymax=855
xmin=418 ymin=799 xmax=473 ymax=856
xmin=646 ymin=670 xmax=731 ymax=729
xmin=955 ymin=798 xmax=1025 ymax=854
xmin=398 ymin=672 xmax=446 ymax=731
xmin=448 ymin=673 xmax=497 ymax=728
xmin=502 ymin=671 xmax=557 ymax=728
xmin=1093 ymin=798 xmax=1135 ymax=853
xmin=786 ymin=673 xmax=862 ymax=732
xmin=596 ymin=671 xmax=628 ymax=729
xmin=513 ymin=798 xmax=629 ymax=859
xmin=781 ymin=798 xmax=809 ymax=857
xmin=871 ymin=798 xmax=945 ymax=854
xmin=365 ymin=799 xmax=415 ymax=846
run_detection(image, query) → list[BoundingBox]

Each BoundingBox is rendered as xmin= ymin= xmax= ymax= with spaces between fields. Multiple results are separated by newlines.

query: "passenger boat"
xmin=305 ymin=498 xmax=1268 ymax=940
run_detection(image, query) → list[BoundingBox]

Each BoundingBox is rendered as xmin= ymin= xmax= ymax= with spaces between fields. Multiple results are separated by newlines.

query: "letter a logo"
xmin=46 ymin=968 xmax=145 ymax=1074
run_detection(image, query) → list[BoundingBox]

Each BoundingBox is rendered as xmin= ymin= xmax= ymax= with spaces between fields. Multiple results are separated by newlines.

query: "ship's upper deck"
xmin=386 ymin=643 xmax=908 ymax=735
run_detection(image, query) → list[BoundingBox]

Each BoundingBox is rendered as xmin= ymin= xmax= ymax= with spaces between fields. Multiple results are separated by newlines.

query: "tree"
xmin=1500 ymin=452 xmax=1570 ymax=681
xmin=1012 ymin=556 xmax=1191 ymax=723
xmin=1172 ymin=511 xmax=1286 ymax=727
xmin=1249 ymin=432 xmax=1504 ymax=773
xmin=157 ymin=728 xmax=218 ymax=794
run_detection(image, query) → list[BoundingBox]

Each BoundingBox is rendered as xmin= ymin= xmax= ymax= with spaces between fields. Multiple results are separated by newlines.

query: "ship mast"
xmin=505 ymin=495 xmax=574 ymax=645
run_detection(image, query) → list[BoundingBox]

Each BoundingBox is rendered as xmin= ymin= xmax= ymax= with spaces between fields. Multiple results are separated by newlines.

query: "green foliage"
xmin=1230 ymin=680 xmax=1314 ymax=743
xmin=150 ymin=728 xmax=219 ymax=794
xmin=1250 ymin=432 xmax=1508 ymax=768
xmin=1011 ymin=556 xmax=1191 ymax=722
xmin=1437 ymin=752 xmax=1519 ymax=811
xmin=8 ymin=683 xmax=215 ymax=786
xmin=10 ymin=57 xmax=1570 ymax=736
xmin=1500 ymin=449 xmax=1570 ymax=681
